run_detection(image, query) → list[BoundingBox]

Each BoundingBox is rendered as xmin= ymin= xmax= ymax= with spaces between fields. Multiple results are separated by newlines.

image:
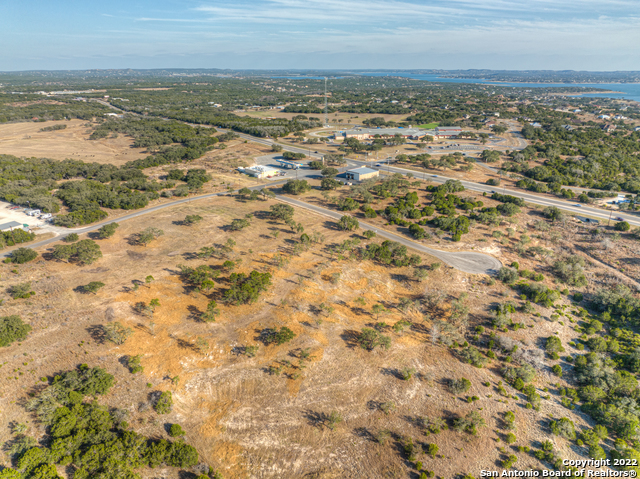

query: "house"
xmin=345 ymin=167 xmax=379 ymax=182
xmin=0 ymin=221 xmax=28 ymax=231
xmin=597 ymin=115 xmax=611 ymax=120
xmin=635 ymin=126 xmax=640 ymax=132
xmin=602 ymin=124 xmax=616 ymax=133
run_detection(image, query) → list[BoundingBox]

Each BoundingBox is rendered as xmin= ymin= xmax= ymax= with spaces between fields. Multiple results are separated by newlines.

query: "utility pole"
xmin=324 ymin=78 xmax=328 ymax=127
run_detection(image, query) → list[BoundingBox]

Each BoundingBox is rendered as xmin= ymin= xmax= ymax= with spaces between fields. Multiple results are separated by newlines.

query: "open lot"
xmin=0 ymin=119 xmax=149 ymax=165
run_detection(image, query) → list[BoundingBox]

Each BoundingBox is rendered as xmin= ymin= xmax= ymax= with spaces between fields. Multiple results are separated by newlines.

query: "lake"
xmin=357 ymin=72 xmax=640 ymax=103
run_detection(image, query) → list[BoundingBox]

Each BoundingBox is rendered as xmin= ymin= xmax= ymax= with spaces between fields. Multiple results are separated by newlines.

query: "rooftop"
xmin=347 ymin=167 xmax=378 ymax=175
xmin=343 ymin=127 xmax=432 ymax=136
xmin=0 ymin=221 xmax=23 ymax=230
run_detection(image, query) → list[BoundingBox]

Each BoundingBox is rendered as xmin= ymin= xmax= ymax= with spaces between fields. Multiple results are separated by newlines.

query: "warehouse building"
xmin=0 ymin=221 xmax=27 ymax=232
xmin=345 ymin=167 xmax=379 ymax=181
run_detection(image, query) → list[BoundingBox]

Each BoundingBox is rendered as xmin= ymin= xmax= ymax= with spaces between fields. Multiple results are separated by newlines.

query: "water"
xmin=357 ymin=72 xmax=640 ymax=103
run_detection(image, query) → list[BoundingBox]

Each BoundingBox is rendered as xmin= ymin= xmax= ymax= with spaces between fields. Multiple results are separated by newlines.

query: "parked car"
xmin=375 ymin=163 xmax=382 ymax=167
xmin=573 ymin=204 xmax=582 ymax=207
xmin=616 ymin=217 xmax=624 ymax=221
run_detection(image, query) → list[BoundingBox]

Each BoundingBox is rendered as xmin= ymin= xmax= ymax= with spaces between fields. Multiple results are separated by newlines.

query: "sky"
xmin=1 ymin=0 xmax=639 ymax=71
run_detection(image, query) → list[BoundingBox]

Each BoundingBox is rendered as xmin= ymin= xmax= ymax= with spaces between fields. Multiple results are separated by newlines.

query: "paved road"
xmin=347 ymin=159 xmax=640 ymax=227
xmin=276 ymin=196 xmax=502 ymax=275
xmin=2 ymin=181 xmax=502 ymax=275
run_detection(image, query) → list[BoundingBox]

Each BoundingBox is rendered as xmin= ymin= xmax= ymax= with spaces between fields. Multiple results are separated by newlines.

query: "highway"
xmin=1 ymin=182 xmax=502 ymax=275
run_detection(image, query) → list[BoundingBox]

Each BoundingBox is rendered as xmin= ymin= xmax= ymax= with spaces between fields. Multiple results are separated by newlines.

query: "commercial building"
xmin=0 ymin=221 xmax=26 ymax=232
xmin=339 ymin=127 xmax=433 ymax=141
xmin=345 ymin=167 xmax=379 ymax=181
xmin=238 ymin=165 xmax=280 ymax=179
xmin=434 ymin=126 xmax=463 ymax=138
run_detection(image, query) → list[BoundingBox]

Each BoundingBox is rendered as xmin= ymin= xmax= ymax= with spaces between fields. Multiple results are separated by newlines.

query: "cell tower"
xmin=324 ymin=77 xmax=328 ymax=127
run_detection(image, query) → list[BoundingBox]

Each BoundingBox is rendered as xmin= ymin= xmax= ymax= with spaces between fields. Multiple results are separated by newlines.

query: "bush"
xmin=505 ymin=432 xmax=516 ymax=444
xmin=64 ymin=233 xmax=79 ymax=243
xmin=81 ymin=281 xmax=105 ymax=294
xmin=122 ymin=354 xmax=143 ymax=374
xmin=615 ymin=221 xmax=631 ymax=232
xmin=358 ymin=328 xmax=391 ymax=351
xmin=6 ymin=247 xmax=37 ymax=264
xmin=8 ymin=282 xmax=35 ymax=299
xmin=97 ymin=222 xmax=119 ymax=239
xmin=337 ymin=215 xmax=359 ymax=231
xmin=546 ymin=336 xmax=565 ymax=355
xmin=0 ymin=315 xmax=32 ymax=347
xmin=497 ymin=267 xmax=519 ymax=284
xmin=449 ymin=377 xmax=471 ymax=395
xmin=169 ymin=424 xmax=185 ymax=437
xmin=550 ymin=417 xmax=576 ymax=439
xmin=262 ymin=327 xmax=296 ymax=346
xmin=552 ymin=364 xmax=563 ymax=377
xmin=155 ymin=391 xmax=173 ymax=414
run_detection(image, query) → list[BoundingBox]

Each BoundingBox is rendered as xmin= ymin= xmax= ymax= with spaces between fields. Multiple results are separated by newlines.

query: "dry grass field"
xmin=0 ymin=119 xmax=148 ymax=165
xmin=1 ymin=175 xmax=628 ymax=477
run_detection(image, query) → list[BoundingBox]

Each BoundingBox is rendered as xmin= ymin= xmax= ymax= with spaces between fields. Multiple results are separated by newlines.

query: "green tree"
xmin=337 ymin=215 xmax=359 ymax=231
xmin=137 ymin=227 xmax=164 ymax=246
xmin=358 ymin=328 xmax=391 ymax=351
xmin=97 ymin=222 xmax=119 ymax=239
xmin=200 ymin=300 xmax=220 ymax=322
xmin=74 ymin=239 xmax=103 ymax=265
xmin=184 ymin=214 xmax=203 ymax=225
xmin=7 ymin=247 xmax=37 ymax=264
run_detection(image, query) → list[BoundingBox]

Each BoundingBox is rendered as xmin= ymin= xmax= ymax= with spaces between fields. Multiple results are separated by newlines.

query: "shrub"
xmin=363 ymin=230 xmax=376 ymax=240
xmin=546 ymin=336 xmax=565 ymax=355
xmin=0 ymin=315 xmax=32 ymax=347
xmin=615 ymin=221 xmax=631 ymax=232
xmin=8 ymin=282 xmax=35 ymax=299
xmin=81 ymin=281 xmax=105 ymax=294
xmin=505 ymin=432 xmax=516 ymax=444
xmin=155 ymin=391 xmax=173 ymax=414
xmin=458 ymin=346 xmax=487 ymax=368
xmin=337 ymin=215 xmax=359 ymax=231
xmin=550 ymin=417 xmax=576 ymax=439
xmin=184 ymin=214 xmax=203 ymax=225
xmin=452 ymin=411 xmax=486 ymax=435
xmin=552 ymin=364 xmax=563 ymax=377
xmin=64 ymin=233 xmax=79 ymax=243
xmin=449 ymin=377 xmax=472 ymax=395
xmin=262 ymin=326 xmax=296 ymax=346
xmin=6 ymin=248 xmax=37 ymax=264
xmin=104 ymin=322 xmax=133 ymax=345
xmin=497 ymin=267 xmax=519 ymax=284
xmin=97 ymin=222 xmax=119 ymax=239
xmin=169 ymin=424 xmax=185 ymax=437
xmin=127 ymin=355 xmax=144 ymax=374
xmin=358 ymin=328 xmax=391 ymax=351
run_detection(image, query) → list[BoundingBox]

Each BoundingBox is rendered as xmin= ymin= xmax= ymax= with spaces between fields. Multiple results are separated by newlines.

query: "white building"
xmin=238 ymin=165 xmax=280 ymax=179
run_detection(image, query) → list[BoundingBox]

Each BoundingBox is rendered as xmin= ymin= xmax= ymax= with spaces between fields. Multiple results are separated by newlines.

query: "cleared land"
xmin=0 ymin=119 xmax=149 ymax=165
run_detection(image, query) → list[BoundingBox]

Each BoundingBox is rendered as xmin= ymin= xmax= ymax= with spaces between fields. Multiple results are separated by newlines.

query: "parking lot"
xmin=249 ymin=154 xmax=321 ymax=180
xmin=0 ymin=201 xmax=50 ymax=229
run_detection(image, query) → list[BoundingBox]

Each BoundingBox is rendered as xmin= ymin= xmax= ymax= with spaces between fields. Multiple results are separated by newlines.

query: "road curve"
xmin=277 ymin=196 xmax=502 ymax=275
xmin=2 ymin=183 xmax=502 ymax=275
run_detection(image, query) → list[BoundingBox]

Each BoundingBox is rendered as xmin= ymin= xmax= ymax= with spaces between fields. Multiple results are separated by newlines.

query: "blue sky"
xmin=1 ymin=0 xmax=639 ymax=71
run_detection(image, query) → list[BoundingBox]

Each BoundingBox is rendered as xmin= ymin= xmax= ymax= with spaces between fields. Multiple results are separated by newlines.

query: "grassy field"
xmin=417 ymin=122 xmax=439 ymax=129
xmin=0 ymin=119 xmax=149 ymax=165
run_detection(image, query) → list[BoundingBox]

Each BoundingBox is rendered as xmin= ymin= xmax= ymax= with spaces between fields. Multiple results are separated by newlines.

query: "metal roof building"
xmin=340 ymin=128 xmax=433 ymax=140
xmin=345 ymin=167 xmax=379 ymax=182
xmin=0 ymin=221 xmax=25 ymax=232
